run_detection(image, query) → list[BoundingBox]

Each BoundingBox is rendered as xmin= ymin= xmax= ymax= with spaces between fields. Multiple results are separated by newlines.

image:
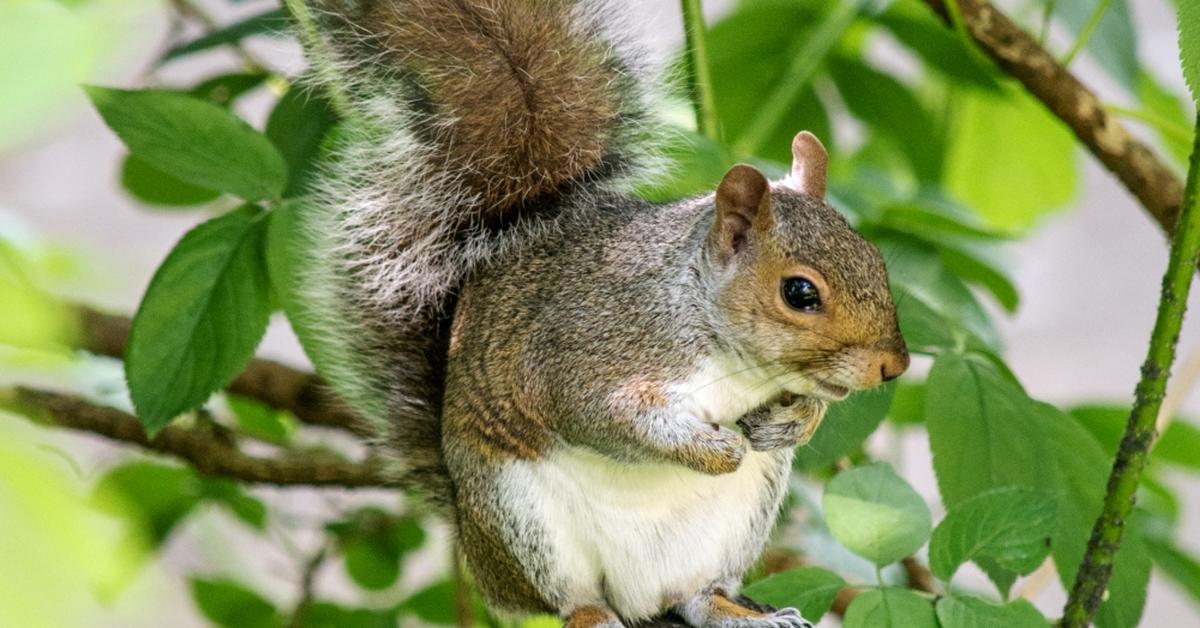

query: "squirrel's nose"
xmin=876 ymin=346 xmax=910 ymax=383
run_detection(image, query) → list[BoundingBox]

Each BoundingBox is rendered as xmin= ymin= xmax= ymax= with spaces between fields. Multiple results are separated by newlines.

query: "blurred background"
xmin=1 ymin=0 xmax=1198 ymax=626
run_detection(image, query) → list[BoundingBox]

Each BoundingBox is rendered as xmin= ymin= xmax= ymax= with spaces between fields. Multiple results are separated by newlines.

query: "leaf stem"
xmin=733 ymin=0 xmax=867 ymax=156
xmin=282 ymin=0 xmax=354 ymax=118
xmin=1060 ymin=0 xmax=1112 ymax=68
xmin=1061 ymin=113 xmax=1200 ymax=627
xmin=679 ymin=0 xmax=720 ymax=141
xmin=1105 ymin=104 xmax=1196 ymax=147
xmin=1038 ymin=0 xmax=1057 ymax=45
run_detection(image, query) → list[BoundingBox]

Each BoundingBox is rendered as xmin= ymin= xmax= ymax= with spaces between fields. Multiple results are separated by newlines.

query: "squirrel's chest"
xmin=504 ymin=447 xmax=792 ymax=618
xmin=671 ymin=355 xmax=790 ymax=425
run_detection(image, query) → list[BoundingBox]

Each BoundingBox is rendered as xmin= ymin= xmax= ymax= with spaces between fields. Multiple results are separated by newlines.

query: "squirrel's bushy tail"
xmin=294 ymin=0 xmax=659 ymax=507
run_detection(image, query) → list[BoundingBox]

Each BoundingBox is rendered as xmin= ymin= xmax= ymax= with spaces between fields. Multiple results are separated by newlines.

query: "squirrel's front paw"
xmin=683 ymin=424 xmax=747 ymax=475
xmin=738 ymin=396 xmax=828 ymax=451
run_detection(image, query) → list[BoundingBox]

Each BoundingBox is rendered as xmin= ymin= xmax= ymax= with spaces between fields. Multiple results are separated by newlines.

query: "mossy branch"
xmin=1061 ymin=114 xmax=1200 ymax=626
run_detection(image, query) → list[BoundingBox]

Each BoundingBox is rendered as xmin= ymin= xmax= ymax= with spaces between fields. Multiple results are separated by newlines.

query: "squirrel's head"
xmin=706 ymin=132 xmax=908 ymax=400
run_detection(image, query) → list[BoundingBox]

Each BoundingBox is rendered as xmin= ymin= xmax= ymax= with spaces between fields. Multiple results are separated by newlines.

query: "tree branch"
xmin=921 ymin=0 xmax=1185 ymax=233
xmin=74 ymin=305 xmax=370 ymax=437
xmin=1 ymin=386 xmax=396 ymax=489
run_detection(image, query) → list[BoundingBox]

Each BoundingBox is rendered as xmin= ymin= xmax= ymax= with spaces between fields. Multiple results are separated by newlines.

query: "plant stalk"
xmin=1061 ymin=0 xmax=1112 ymax=67
xmin=680 ymin=0 xmax=720 ymax=141
xmin=1061 ymin=113 xmax=1200 ymax=627
xmin=733 ymin=0 xmax=866 ymax=156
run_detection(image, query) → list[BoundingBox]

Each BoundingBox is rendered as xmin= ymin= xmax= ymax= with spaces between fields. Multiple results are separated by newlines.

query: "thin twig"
xmin=288 ymin=542 xmax=330 ymax=628
xmin=0 ymin=386 xmax=396 ymax=489
xmin=1061 ymin=114 xmax=1200 ymax=627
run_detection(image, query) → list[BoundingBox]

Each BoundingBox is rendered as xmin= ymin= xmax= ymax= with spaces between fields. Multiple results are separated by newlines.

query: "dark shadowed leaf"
xmin=126 ymin=205 xmax=272 ymax=433
xmin=796 ymin=383 xmax=894 ymax=470
xmin=92 ymin=462 xmax=202 ymax=545
xmin=296 ymin=602 xmax=400 ymax=628
xmin=120 ymin=155 xmax=221 ymax=208
xmin=266 ymin=85 xmax=339 ymax=197
xmin=191 ymin=578 xmax=282 ymax=628
xmin=163 ymin=9 xmax=290 ymax=63
xmin=403 ymin=580 xmax=457 ymax=625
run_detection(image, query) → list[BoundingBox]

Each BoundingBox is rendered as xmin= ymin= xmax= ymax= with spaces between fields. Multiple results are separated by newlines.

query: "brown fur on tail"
xmin=323 ymin=0 xmax=641 ymax=212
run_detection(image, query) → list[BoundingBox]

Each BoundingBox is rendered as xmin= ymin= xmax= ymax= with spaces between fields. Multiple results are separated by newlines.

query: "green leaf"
xmin=842 ymin=588 xmax=937 ymax=628
xmin=296 ymin=602 xmax=400 ymax=628
xmin=741 ymin=567 xmax=846 ymax=621
xmin=200 ymin=477 xmax=267 ymax=530
xmin=266 ymin=85 xmax=339 ymax=197
xmin=929 ymin=487 xmax=1056 ymax=582
xmin=823 ymin=463 xmax=932 ymax=566
xmin=938 ymin=245 xmax=1019 ymax=313
xmin=925 ymin=353 xmax=1054 ymax=508
xmin=190 ymin=72 xmax=271 ymax=107
xmin=190 ymin=578 xmax=282 ymax=628
xmin=882 ymin=239 xmax=999 ymax=351
xmin=126 ymin=205 xmax=272 ymax=433
xmin=163 ymin=9 xmax=289 ymax=62
xmin=944 ymin=86 xmax=1077 ymax=232
xmin=829 ymin=56 xmax=943 ymax=181
xmin=329 ymin=508 xmax=426 ymax=591
xmin=1056 ymin=0 xmax=1139 ymax=92
xmin=703 ymin=0 xmax=831 ymax=162
xmin=1136 ymin=71 xmax=1196 ymax=170
xmin=92 ymin=462 xmax=202 ymax=545
xmin=1145 ymin=537 xmax=1200 ymax=609
xmin=934 ymin=595 xmax=1050 ymax=627
xmin=85 ymin=87 xmax=287 ymax=201
xmin=1069 ymin=404 xmax=1200 ymax=472
xmin=1179 ymin=0 xmax=1200 ymax=103
xmin=795 ymin=384 xmax=894 ymax=470
xmin=403 ymin=580 xmax=457 ymax=625
xmin=872 ymin=0 xmax=1000 ymax=91
xmin=887 ymin=381 xmax=925 ymax=426
xmin=1041 ymin=403 xmax=1152 ymax=628
xmin=120 ymin=155 xmax=221 ymax=207
xmin=227 ymin=394 xmax=295 ymax=445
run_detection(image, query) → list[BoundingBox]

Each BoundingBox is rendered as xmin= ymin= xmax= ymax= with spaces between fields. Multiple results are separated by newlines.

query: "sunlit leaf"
xmin=824 ymin=463 xmax=932 ymax=566
xmin=843 ymin=588 xmax=937 ymax=627
xmin=944 ymin=86 xmax=1077 ymax=232
xmin=935 ymin=595 xmax=1050 ymax=627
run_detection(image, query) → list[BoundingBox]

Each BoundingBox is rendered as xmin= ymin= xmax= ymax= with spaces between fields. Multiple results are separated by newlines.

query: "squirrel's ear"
xmin=713 ymin=163 xmax=771 ymax=259
xmin=787 ymin=131 xmax=828 ymax=199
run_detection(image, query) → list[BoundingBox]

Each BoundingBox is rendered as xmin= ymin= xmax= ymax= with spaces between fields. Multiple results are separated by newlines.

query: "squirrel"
xmin=293 ymin=1 xmax=908 ymax=626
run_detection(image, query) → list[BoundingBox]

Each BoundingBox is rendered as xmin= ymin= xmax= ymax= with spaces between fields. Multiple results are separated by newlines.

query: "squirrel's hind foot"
xmin=565 ymin=606 xmax=626 ymax=628
xmin=677 ymin=592 xmax=813 ymax=628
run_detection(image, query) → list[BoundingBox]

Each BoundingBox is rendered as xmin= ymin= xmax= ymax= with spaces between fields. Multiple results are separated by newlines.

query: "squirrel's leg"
xmin=563 ymin=606 xmax=625 ymax=628
xmin=676 ymin=587 xmax=813 ymax=628
xmin=737 ymin=397 xmax=828 ymax=452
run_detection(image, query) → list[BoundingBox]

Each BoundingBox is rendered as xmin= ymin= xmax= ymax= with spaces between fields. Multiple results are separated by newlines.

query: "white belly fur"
xmin=497 ymin=445 xmax=790 ymax=620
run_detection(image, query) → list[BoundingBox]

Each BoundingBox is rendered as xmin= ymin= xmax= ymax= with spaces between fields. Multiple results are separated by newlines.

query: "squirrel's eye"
xmin=782 ymin=277 xmax=821 ymax=312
